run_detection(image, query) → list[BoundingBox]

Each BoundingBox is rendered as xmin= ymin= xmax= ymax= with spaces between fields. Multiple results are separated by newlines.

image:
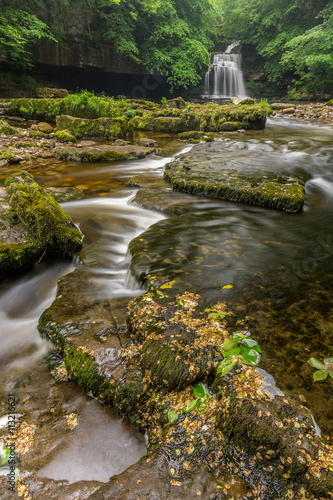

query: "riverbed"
xmin=0 ymin=116 xmax=332 ymax=497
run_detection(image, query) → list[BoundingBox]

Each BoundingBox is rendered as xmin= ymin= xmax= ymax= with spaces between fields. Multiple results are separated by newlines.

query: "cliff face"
xmin=31 ymin=0 xmax=147 ymax=75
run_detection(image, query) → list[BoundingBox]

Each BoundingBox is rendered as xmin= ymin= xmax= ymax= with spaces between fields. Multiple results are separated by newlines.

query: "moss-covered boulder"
xmin=56 ymin=115 xmax=133 ymax=139
xmin=164 ymin=141 xmax=307 ymax=212
xmin=5 ymin=171 xmax=83 ymax=258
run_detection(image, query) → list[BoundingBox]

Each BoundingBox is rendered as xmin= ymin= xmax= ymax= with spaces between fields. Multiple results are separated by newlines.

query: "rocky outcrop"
xmin=56 ymin=115 xmax=133 ymax=139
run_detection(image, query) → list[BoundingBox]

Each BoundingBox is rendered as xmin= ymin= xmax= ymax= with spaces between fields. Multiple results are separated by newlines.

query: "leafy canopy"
xmin=219 ymin=0 xmax=333 ymax=91
xmin=80 ymin=0 xmax=220 ymax=89
xmin=0 ymin=0 xmax=56 ymax=67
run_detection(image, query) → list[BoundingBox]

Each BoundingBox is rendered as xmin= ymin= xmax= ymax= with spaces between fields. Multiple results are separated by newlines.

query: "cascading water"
xmin=204 ymin=44 xmax=247 ymax=98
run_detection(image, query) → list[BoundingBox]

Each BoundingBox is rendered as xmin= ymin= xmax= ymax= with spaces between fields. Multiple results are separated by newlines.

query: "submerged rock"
xmin=164 ymin=141 xmax=307 ymax=212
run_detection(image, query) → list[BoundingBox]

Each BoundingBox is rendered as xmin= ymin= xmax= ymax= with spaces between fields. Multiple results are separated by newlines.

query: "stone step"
xmin=0 ymin=102 xmax=11 ymax=108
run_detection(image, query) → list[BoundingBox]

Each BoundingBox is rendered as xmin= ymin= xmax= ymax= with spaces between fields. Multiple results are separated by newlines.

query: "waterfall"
xmin=204 ymin=46 xmax=246 ymax=99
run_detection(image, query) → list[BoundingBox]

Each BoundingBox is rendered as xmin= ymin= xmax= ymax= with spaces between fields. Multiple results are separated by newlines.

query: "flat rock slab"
xmin=55 ymin=144 xmax=156 ymax=162
xmin=164 ymin=141 xmax=308 ymax=212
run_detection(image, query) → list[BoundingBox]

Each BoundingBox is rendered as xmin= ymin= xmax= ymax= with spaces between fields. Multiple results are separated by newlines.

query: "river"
xmin=0 ymin=116 xmax=332 ymax=487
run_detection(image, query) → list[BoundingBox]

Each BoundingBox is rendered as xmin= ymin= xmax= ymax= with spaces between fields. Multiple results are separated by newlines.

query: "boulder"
xmin=166 ymin=97 xmax=187 ymax=109
xmin=38 ymin=122 xmax=54 ymax=133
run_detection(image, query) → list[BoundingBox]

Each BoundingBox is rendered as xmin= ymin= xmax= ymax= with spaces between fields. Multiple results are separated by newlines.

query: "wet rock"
xmin=164 ymin=141 xmax=307 ymax=212
xmin=138 ymin=137 xmax=157 ymax=147
xmin=55 ymin=143 xmax=156 ymax=162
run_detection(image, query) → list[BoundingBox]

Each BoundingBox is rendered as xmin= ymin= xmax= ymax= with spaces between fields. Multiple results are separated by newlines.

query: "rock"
xmin=152 ymin=116 xmax=199 ymax=133
xmin=166 ymin=96 xmax=187 ymax=109
xmin=138 ymin=137 xmax=156 ymax=147
xmin=0 ymin=151 xmax=25 ymax=164
xmin=219 ymin=121 xmax=239 ymax=131
xmin=54 ymin=129 xmax=77 ymax=143
xmin=56 ymin=115 xmax=133 ymax=139
xmin=270 ymin=102 xmax=295 ymax=110
xmin=4 ymin=171 xmax=83 ymax=259
xmin=55 ymin=144 xmax=156 ymax=162
xmin=114 ymin=139 xmax=132 ymax=146
xmin=163 ymin=141 xmax=307 ymax=213
xmin=282 ymin=107 xmax=296 ymax=114
xmin=0 ymin=159 xmax=9 ymax=168
xmin=30 ymin=124 xmax=39 ymax=131
xmin=38 ymin=122 xmax=54 ymax=133
xmin=239 ymin=98 xmax=256 ymax=105
xmin=35 ymin=87 xmax=69 ymax=98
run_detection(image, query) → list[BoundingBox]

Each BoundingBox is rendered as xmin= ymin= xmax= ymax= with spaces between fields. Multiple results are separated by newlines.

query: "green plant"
xmin=167 ymin=383 xmax=211 ymax=424
xmin=1 ymin=446 xmax=10 ymax=466
xmin=308 ymin=357 xmax=333 ymax=382
xmin=161 ymin=97 xmax=168 ymax=108
xmin=217 ymin=332 xmax=261 ymax=377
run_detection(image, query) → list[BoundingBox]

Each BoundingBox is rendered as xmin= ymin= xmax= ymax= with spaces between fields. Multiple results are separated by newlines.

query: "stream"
xmin=0 ymin=116 xmax=332 ymax=489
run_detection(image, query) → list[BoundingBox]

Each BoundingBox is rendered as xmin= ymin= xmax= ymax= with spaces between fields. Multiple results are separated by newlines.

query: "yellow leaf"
xmin=222 ymin=284 xmax=233 ymax=289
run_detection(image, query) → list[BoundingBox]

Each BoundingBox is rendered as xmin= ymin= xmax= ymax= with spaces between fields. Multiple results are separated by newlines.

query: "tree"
xmin=219 ymin=0 xmax=333 ymax=91
xmin=0 ymin=0 xmax=56 ymax=67
xmin=281 ymin=2 xmax=333 ymax=92
xmin=83 ymin=0 xmax=219 ymax=89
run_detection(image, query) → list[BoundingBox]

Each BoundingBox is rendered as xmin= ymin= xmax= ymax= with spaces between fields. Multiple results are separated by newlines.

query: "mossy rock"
xmin=219 ymin=121 xmax=239 ymax=132
xmin=5 ymin=171 xmax=83 ymax=258
xmin=55 ymin=144 xmax=155 ymax=162
xmin=54 ymin=129 xmax=77 ymax=143
xmin=0 ymin=120 xmax=21 ymax=135
xmin=163 ymin=141 xmax=307 ymax=213
xmin=0 ymin=242 xmax=43 ymax=275
xmin=56 ymin=115 xmax=133 ymax=139
xmin=0 ymin=150 xmax=25 ymax=164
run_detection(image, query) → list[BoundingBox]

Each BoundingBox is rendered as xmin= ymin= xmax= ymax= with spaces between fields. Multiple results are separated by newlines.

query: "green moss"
xmin=5 ymin=171 xmax=83 ymax=258
xmin=0 ymin=150 xmax=25 ymax=164
xmin=0 ymin=242 xmax=43 ymax=276
xmin=55 ymin=148 xmax=128 ymax=162
xmin=0 ymin=120 xmax=21 ymax=135
xmin=28 ymin=130 xmax=45 ymax=139
xmin=54 ymin=129 xmax=77 ymax=143
xmin=56 ymin=115 xmax=133 ymax=139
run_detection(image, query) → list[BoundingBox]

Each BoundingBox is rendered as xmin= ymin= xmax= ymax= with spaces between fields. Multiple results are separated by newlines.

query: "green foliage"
xmin=0 ymin=0 xmax=56 ymax=67
xmin=1 ymin=446 xmax=10 ymax=466
xmin=167 ymin=383 xmax=211 ymax=424
xmin=308 ymin=357 xmax=333 ymax=382
xmin=220 ymin=0 xmax=333 ymax=92
xmin=161 ymin=97 xmax=168 ymax=107
xmin=217 ymin=332 xmax=261 ymax=377
xmin=77 ymin=0 xmax=219 ymax=90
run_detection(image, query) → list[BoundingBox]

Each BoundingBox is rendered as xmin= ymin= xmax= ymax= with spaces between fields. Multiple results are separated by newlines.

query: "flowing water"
xmin=0 ymin=118 xmax=332 ymax=486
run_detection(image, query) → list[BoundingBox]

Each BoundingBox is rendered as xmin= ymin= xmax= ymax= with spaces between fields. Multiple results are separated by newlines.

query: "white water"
xmin=204 ymin=48 xmax=247 ymax=99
